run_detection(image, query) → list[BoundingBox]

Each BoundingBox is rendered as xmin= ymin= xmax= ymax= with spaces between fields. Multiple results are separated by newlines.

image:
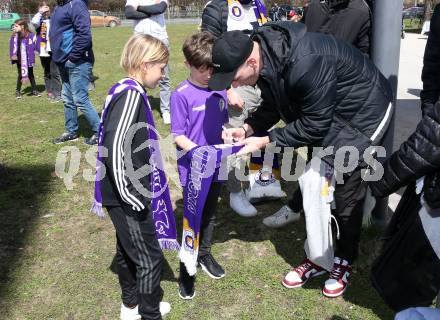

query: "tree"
xmin=0 ymin=0 xmax=11 ymax=12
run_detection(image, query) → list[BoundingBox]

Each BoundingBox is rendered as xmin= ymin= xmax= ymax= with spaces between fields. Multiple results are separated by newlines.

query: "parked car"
xmin=402 ymin=6 xmax=424 ymax=19
xmin=0 ymin=12 xmax=20 ymax=30
xmin=89 ymin=10 xmax=121 ymax=28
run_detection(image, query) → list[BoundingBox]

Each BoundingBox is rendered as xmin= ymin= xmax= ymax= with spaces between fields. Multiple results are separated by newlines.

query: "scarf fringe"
xmin=158 ymin=239 xmax=180 ymax=251
xmin=91 ymin=201 xmax=106 ymax=219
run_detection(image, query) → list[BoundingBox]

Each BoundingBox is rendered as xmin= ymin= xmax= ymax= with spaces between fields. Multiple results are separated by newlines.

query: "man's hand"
xmin=236 ymin=136 xmax=270 ymax=156
xmin=227 ymin=88 xmax=244 ymax=110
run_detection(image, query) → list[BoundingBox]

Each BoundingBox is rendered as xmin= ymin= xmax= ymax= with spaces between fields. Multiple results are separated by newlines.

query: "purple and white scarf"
xmin=180 ymin=144 xmax=243 ymax=275
xmin=20 ymin=36 xmax=29 ymax=82
xmin=252 ymin=0 xmax=268 ymax=24
xmin=92 ymin=78 xmax=179 ymax=251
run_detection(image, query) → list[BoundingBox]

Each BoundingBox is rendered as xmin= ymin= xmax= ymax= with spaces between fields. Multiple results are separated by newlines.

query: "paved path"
xmin=389 ymin=31 xmax=427 ymax=210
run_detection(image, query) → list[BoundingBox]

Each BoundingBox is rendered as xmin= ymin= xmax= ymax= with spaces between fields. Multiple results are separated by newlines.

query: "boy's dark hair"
xmin=182 ymin=32 xmax=215 ymax=69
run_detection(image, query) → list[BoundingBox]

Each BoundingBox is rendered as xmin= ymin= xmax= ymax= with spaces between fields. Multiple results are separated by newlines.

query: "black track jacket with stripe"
xmin=100 ymin=83 xmax=152 ymax=213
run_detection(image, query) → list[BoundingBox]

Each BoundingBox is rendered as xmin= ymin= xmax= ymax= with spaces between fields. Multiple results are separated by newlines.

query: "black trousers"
xmin=107 ymin=205 xmax=164 ymax=320
xmin=183 ymin=182 xmax=222 ymax=258
xmin=16 ymin=64 xmax=36 ymax=92
xmin=40 ymin=56 xmax=62 ymax=97
xmin=332 ymin=166 xmax=367 ymax=264
xmin=289 ymin=163 xmax=367 ymax=264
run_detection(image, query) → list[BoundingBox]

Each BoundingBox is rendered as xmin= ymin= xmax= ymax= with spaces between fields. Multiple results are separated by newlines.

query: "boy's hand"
xmin=227 ymin=88 xmax=244 ymax=110
xmin=39 ymin=5 xmax=50 ymax=14
xmin=11 ymin=55 xmax=17 ymax=61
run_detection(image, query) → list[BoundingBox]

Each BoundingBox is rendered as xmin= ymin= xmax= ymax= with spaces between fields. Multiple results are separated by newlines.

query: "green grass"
xmin=403 ymin=17 xmax=423 ymax=31
xmin=0 ymin=25 xmax=394 ymax=320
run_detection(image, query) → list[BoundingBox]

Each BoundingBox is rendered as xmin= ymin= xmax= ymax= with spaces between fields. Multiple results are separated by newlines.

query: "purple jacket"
xmin=9 ymin=32 xmax=37 ymax=67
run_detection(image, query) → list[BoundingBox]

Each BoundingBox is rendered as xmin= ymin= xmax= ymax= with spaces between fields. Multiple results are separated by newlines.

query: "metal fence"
xmin=18 ymin=7 xmax=204 ymax=23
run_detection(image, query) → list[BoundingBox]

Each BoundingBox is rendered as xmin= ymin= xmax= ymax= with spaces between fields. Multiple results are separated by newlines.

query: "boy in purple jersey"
xmin=170 ymin=32 xmax=228 ymax=300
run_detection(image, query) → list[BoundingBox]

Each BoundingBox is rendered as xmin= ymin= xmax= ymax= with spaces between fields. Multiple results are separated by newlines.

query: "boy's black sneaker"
xmin=16 ymin=91 xmax=22 ymax=99
xmin=178 ymin=262 xmax=195 ymax=300
xmin=31 ymin=91 xmax=41 ymax=97
xmin=84 ymin=134 xmax=98 ymax=145
xmin=198 ymin=253 xmax=225 ymax=279
xmin=52 ymin=132 xmax=78 ymax=144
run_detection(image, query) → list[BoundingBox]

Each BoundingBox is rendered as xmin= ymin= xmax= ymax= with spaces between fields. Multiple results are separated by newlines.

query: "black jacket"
xmin=201 ymin=0 xmax=229 ymax=38
xmin=420 ymin=4 xmax=440 ymax=116
xmin=304 ymin=0 xmax=371 ymax=56
xmin=245 ymin=22 xmax=393 ymax=166
xmin=101 ymin=82 xmax=152 ymax=212
xmin=370 ymin=101 xmax=440 ymax=209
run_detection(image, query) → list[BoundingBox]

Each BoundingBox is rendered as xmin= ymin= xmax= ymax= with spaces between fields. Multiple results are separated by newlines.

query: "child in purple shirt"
xmin=9 ymin=19 xmax=40 ymax=99
xmin=170 ymin=32 xmax=228 ymax=300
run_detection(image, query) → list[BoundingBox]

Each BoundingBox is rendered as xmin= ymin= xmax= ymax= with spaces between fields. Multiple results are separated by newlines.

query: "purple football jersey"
xmin=170 ymin=79 xmax=228 ymax=186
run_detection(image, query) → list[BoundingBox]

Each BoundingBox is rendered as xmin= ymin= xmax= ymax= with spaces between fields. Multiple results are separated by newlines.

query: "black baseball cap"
xmin=208 ymin=31 xmax=254 ymax=91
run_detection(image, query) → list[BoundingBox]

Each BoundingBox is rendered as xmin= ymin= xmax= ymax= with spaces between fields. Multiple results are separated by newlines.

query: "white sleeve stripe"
xmin=113 ymin=90 xmax=141 ymax=210
xmin=117 ymin=90 xmax=145 ymax=211
xmin=120 ymin=92 xmax=145 ymax=209
xmin=112 ymin=90 xmax=145 ymax=211
xmin=114 ymin=90 xmax=144 ymax=211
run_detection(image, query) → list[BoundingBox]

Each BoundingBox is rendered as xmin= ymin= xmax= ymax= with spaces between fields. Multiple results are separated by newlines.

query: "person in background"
xmin=9 ymin=19 xmax=40 ymax=99
xmin=31 ymin=1 xmax=62 ymax=103
xmin=420 ymin=4 xmax=440 ymax=116
xmin=369 ymin=100 xmax=440 ymax=318
xmin=369 ymin=6 xmax=440 ymax=318
xmin=287 ymin=7 xmax=303 ymax=22
xmin=50 ymin=0 xmax=100 ymax=145
xmin=304 ymin=0 xmax=371 ymax=56
xmin=125 ymin=0 xmax=172 ymax=125
xmin=201 ymin=0 xmax=286 ymax=218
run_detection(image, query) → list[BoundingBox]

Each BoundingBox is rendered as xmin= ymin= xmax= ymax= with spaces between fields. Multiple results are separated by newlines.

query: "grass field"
xmin=0 ymin=25 xmax=394 ymax=320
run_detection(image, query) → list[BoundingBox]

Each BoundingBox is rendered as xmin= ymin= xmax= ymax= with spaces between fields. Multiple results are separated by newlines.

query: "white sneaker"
xmin=120 ymin=304 xmax=141 ymax=320
xmin=263 ymin=205 xmax=301 ymax=228
xmin=230 ymin=191 xmax=258 ymax=217
xmin=120 ymin=302 xmax=171 ymax=319
xmin=246 ymin=169 xmax=286 ymax=203
xmin=162 ymin=111 xmax=171 ymax=125
xmin=160 ymin=301 xmax=171 ymax=316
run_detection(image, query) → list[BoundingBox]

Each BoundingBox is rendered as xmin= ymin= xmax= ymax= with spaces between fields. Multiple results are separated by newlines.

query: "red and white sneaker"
xmin=282 ymin=258 xmax=327 ymax=288
xmin=322 ymin=257 xmax=352 ymax=298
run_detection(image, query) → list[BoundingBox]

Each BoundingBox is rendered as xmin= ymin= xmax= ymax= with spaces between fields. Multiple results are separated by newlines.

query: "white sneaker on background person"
xmin=162 ymin=111 xmax=171 ymax=124
xmin=246 ymin=168 xmax=286 ymax=203
xmin=230 ymin=191 xmax=258 ymax=217
xmin=263 ymin=205 xmax=301 ymax=228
